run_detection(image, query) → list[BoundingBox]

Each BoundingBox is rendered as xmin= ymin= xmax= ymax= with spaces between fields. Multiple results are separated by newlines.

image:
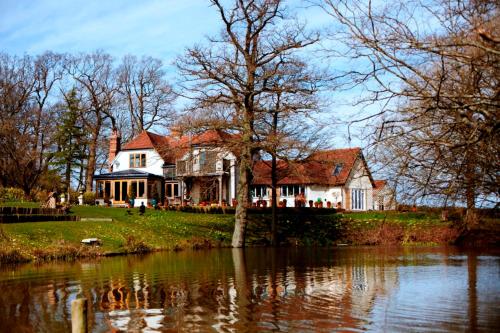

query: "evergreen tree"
xmin=51 ymin=89 xmax=87 ymax=195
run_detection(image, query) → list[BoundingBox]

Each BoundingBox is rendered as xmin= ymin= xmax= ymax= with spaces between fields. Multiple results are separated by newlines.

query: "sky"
xmin=0 ymin=0 xmax=331 ymax=62
xmin=0 ymin=0 xmax=366 ymax=147
xmin=0 ymin=1 xmax=221 ymax=60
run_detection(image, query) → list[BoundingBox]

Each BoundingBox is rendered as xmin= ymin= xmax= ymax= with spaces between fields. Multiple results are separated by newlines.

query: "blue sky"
xmin=0 ymin=0 xmax=331 ymax=61
xmin=0 ymin=0 xmax=366 ymax=147
xmin=0 ymin=1 xmax=221 ymax=60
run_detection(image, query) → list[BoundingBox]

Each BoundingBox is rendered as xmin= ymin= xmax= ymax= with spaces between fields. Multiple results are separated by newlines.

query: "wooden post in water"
xmin=71 ymin=298 xmax=88 ymax=333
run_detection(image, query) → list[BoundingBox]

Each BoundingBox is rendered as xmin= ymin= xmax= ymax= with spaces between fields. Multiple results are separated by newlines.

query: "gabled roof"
xmin=121 ymin=131 xmax=175 ymax=163
xmin=120 ymin=130 xmax=239 ymax=165
xmin=252 ymin=148 xmax=374 ymax=186
xmin=122 ymin=131 xmax=169 ymax=151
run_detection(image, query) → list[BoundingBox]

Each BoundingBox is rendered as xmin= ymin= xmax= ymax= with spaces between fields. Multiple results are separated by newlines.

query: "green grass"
xmin=1 ymin=206 xmax=235 ymax=259
xmin=3 ymin=204 xmax=492 ymax=263
xmin=341 ymin=211 xmax=442 ymax=225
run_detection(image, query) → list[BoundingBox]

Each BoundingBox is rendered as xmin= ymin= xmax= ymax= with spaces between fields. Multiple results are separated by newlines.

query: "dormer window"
xmin=332 ymin=163 xmax=343 ymax=176
xmin=130 ymin=153 xmax=146 ymax=168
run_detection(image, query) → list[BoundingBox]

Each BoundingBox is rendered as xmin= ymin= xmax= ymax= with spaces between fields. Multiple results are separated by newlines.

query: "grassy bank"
xmin=338 ymin=211 xmax=499 ymax=246
xmin=1 ymin=204 xmax=498 ymax=264
xmin=338 ymin=211 xmax=458 ymax=245
xmin=1 ymin=205 xmax=235 ymax=263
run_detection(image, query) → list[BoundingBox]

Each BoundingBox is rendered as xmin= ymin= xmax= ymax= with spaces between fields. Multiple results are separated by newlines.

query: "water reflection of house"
xmin=241 ymin=262 xmax=399 ymax=331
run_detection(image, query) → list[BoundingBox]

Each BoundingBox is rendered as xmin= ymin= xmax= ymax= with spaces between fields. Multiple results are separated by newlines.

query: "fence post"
xmin=71 ymin=298 xmax=88 ymax=333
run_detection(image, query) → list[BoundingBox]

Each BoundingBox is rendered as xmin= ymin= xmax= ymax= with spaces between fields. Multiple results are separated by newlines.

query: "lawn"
xmin=341 ymin=211 xmax=442 ymax=225
xmin=1 ymin=205 xmax=235 ymax=259
xmin=1 ymin=203 xmax=495 ymax=263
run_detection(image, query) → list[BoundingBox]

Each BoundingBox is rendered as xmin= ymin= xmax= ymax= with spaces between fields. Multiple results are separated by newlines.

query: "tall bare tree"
xmin=66 ymin=51 xmax=118 ymax=191
xmin=254 ymin=59 xmax=323 ymax=245
xmin=319 ymin=0 xmax=499 ymax=221
xmin=0 ymin=53 xmax=62 ymax=196
xmin=177 ymin=0 xmax=319 ymax=247
xmin=117 ymin=55 xmax=176 ymax=137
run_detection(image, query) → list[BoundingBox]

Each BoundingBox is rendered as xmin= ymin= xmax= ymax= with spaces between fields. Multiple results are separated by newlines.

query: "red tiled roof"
xmin=373 ymin=180 xmax=387 ymax=189
xmin=122 ymin=131 xmax=173 ymax=162
xmin=122 ymin=131 xmax=169 ymax=150
xmin=252 ymin=148 xmax=367 ymax=186
xmin=120 ymin=130 xmax=237 ymax=164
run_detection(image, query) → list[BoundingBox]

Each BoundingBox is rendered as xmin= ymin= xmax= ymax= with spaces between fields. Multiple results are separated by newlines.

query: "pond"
xmin=0 ymin=247 xmax=499 ymax=332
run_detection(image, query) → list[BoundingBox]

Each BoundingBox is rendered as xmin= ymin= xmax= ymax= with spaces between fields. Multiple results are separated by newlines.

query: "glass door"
xmin=113 ymin=181 xmax=129 ymax=203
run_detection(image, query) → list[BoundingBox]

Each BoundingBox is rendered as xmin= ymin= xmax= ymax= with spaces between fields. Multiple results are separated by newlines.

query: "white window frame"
xmin=251 ymin=185 xmax=268 ymax=198
xmin=351 ymin=189 xmax=365 ymax=210
xmin=280 ymin=185 xmax=305 ymax=197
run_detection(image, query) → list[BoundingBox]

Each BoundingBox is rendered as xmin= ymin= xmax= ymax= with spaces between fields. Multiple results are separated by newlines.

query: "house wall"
xmin=179 ymin=147 xmax=238 ymax=204
xmin=306 ymin=186 xmax=343 ymax=207
xmin=345 ymin=159 xmax=373 ymax=210
xmin=373 ymin=186 xmax=396 ymax=210
xmin=251 ymin=185 xmax=344 ymax=208
xmin=111 ymin=149 xmax=164 ymax=176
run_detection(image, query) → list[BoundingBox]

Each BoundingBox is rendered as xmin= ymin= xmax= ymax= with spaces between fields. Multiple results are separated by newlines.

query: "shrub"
xmin=82 ymin=192 xmax=96 ymax=205
xmin=32 ymin=241 xmax=102 ymax=261
xmin=0 ymin=246 xmax=29 ymax=264
xmin=247 ymin=211 xmax=342 ymax=246
xmin=32 ymin=189 xmax=49 ymax=203
xmin=0 ymin=187 xmax=26 ymax=202
xmin=68 ymin=190 xmax=81 ymax=205
xmin=122 ymin=236 xmax=151 ymax=254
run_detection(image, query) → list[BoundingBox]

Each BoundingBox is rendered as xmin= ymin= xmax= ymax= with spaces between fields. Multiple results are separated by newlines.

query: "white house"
xmin=94 ymin=130 xmax=168 ymax=207
xmin=95 ymin=130 xmax=394 ymax=210
xmin=94 ymin=130 xmax=239 ymax=207
xmin=252 ymin=148 xmax=395 ymax=210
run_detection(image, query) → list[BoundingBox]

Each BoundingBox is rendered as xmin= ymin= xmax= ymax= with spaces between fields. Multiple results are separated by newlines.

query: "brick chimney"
xmin=109 ymin=129 xmax=121 ymax=172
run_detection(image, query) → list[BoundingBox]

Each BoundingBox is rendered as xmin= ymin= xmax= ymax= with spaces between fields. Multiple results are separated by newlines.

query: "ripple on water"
xmin=0 ymin=247 xmax=498 ymax=332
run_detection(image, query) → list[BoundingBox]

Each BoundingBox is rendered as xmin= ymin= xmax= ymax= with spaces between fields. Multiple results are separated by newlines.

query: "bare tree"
xmin=319 ymin=0 xmax=499 ymax=221
xmin=0 ymin=53 xmax=62 ymax=196
xmin=66 ymin=51 xmax=118 ymax=191
xmin=117 ymin=55 xmax=176 ymax=137
xmin=254 ymin=59 xmax=324 ymax=245
xmin=177 ymin=0 xmax=319 ymax=247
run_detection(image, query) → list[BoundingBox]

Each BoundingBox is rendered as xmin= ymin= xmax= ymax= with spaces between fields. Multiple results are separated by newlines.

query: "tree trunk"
xmin=85 ymin=122 xmax=101 ymax=192
xmin=271 ymin=110 xmax=278 ymax=246
xmin=232 ymin=148 xmax=253 ymax=248
xmin=464 ymin=161 xmax=478 ymax=230
xmin=65 ymin=160 xmax=71 ymax=192
xmin=271 ymin=153 xmax=278 ymax=246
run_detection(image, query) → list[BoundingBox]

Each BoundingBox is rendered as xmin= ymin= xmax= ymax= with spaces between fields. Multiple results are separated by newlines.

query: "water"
xmin=0 ymin=247 xmax=499 ymax=332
